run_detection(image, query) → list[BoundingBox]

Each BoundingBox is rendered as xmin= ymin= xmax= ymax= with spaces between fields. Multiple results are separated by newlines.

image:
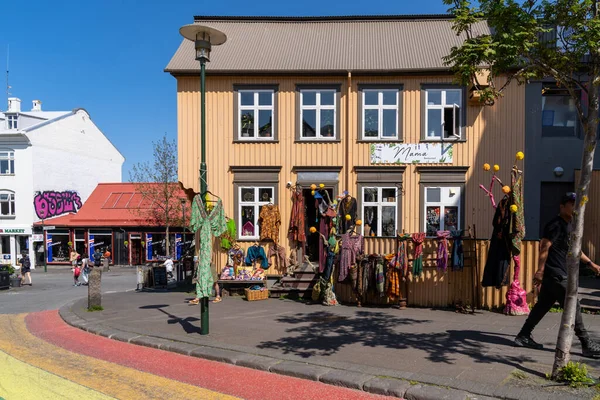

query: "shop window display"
xmin=239 ymin=186 xmax=274 ymax=240
xmin=146 ymin=233 xmax=175 ymax=261
xmin=424 ymin=186 xmax=461 ymax=236
xmin=362 ymin=187 xmax=397 ymax=237
xmin=89 ymin=230 xmax=113 ymax=260
xmin=47 ymin=230 xmax=69 ymax=262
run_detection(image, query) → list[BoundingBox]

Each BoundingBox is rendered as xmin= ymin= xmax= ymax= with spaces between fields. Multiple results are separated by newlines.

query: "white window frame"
xmin=361 ymin=186 xmax=398 ymax=238
xmin=7 ymin=115 xmax=18 ymax=130
xmin=424 ymin=89 xmax=462 ymax=140
xmin=0 ymin=151 xmax=15 ymax=175
xmin=362 ymin=89 xmax=400 ymax=140
xmin=0 ymin=190 xmax=15 ymax=217
xmin=238 ymin=90 xmax=275 ymax=141
xmin=423 ymin=186 xmax=461 ymax=236
xmin=300 ymin=89 xmax=337 ymax=140
xmin=238 ymin=186 xmax=274 ymax=240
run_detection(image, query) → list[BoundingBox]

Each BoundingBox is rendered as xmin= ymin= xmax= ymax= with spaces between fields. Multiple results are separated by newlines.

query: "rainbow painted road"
xmin=0 ymin=311 xmax=396 ymax=400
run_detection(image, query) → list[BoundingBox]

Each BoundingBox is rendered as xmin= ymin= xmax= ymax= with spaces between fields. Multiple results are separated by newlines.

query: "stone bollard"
xmin=88 ymin=268 xmax=102 ymax=309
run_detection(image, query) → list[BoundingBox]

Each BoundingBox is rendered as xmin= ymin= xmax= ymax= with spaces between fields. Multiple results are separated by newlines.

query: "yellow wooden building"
xmin=166 ymin=15 xmax=532 ymax=308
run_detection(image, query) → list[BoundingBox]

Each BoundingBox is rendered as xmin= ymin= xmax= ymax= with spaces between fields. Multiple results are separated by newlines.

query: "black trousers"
xmin=519 ymin=277 xmax=589 ymax=341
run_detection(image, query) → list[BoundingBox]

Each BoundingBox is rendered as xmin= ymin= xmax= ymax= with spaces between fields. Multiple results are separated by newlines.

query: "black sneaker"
xmin=582 ymin=340 xmax=600 ymax=359
xmin=514 ymin=335 xmax=544 ymax=350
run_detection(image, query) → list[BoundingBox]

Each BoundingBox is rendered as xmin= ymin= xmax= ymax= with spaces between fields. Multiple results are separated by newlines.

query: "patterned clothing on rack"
xmin=258 ymin=204 xmax=281 ymax=243
xmin=451 ymin=230 xmax=464 ymax=271
xmin=395 ymin=234 xmax=411 ymax=277
xmin=436 ymin=230 xmax=451 ymax=272
xmin=226 ymin=248 xmax=244 ymax=274
xmin=220 ymin=219 xmax=237 ymax=250
xmin=510 ymin=169 xmax=526 ymax=255
xmin=412 ymin=233 xmax=426 ymax=277
xmin=189 ymin=195 xmax=227 ymax=299
xmin=288 ymin=190 xmax=307 ymax=243
xmin=386 ymin=264 xmax=401 ymax=300
xmin=374 ymin=256 xmax=385 ymax=297
xmin=339 ymin=232 xmax=364 ymax=282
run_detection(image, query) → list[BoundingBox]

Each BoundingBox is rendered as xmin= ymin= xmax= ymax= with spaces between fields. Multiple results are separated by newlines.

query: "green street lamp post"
xmin=179 ymin=24 xmax=227 ymax=335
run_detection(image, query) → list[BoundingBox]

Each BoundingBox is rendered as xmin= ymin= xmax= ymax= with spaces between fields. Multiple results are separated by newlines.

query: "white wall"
xmin=30 ymin=109 xmax=124 ymax=213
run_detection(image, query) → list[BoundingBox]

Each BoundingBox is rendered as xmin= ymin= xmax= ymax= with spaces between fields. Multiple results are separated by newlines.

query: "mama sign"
xmin=370 ymin=143 xmax=454 ymax=164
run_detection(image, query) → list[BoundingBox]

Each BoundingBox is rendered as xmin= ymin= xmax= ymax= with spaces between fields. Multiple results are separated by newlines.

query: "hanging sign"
xmin=370 ymin=143 xmax=454 ymax=164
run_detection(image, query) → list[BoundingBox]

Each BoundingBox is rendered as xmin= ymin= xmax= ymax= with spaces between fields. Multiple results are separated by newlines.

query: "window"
xmin=362 ymin=88 xmax=401 ymax=140
xmin=424 ymin=186 xmax=461 ymax=236
xmin=238 ymin=90 xmax=275 ymax=140
xmin=6 ymin=115 xmax=18 ymax=130
xmin=239 ymin=187 xmax=274 ymax=240
xmin=0 ymin=191 xmax=15 ymax=216
xmin=362 ymin=187 xmax=398 ymax=237
xmin=424 ymin=88 xmax=463 ymax=140
xmin=89 ymin=229 xmax=113 ymax=260
xmin=46 ymin=229 xmax=69 ymax=262
xmin=300 ymin=89 xmax=337 ymax=139
xmin=0 ymin=151 xmax=15 ymax=175
xmin=542 ymin=87 xmax=580 ymax=137
xmin=145 ymin=232 xmax=174 ymax=261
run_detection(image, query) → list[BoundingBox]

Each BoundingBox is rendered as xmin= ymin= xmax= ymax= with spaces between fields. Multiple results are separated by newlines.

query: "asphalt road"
xmin=0 ymin=267 xmax=137 ymax=314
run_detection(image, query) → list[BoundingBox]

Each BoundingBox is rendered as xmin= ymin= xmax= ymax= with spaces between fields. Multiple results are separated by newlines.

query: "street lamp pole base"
xmin=200 ymin=297 xmax=209 ymax=335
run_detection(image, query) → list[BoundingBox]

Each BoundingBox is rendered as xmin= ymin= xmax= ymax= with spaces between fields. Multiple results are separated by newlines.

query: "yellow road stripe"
xmin=0 ymin=349 xmax=115 ymax=400
xmin=0 ymin=314 xmax=240 ymax=400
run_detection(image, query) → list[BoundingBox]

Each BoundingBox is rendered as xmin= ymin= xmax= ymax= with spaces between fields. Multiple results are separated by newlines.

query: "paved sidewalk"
xmin=61 ymin=291 xmax=600 ymax=400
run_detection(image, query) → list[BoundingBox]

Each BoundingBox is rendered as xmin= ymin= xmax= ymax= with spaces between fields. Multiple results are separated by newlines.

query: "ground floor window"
xmin=47 ymin=230 xmax=69 ymax=262
xmin=424 ymin=186 xmax=461 ymax=236
xmin=362 ymin=187 xmax=398 ymax=237
xmin=89 ymin=230 xmax=113 ymax=259
xmin=146 ymin=233 xmax=175 ymax=261
xmin=239 ymin=186 xmax=274 ymax=240
xmin=74 ymin=230 xmax=85 ymax=257
xmin=0 ymin=235 xmax=10 ymax=263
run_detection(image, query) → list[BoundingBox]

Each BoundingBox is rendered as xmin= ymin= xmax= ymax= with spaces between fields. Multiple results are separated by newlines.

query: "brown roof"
xmin=165 ymin=15 xmax=490 ymax=74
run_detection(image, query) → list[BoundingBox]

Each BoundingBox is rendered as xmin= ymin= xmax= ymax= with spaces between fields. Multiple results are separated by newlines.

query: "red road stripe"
xmin=26 ymin=311 xmax=397 ymax=400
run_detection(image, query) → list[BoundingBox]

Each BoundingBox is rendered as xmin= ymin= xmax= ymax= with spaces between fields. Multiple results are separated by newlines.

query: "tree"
xmin=442 ymin=0 xmax=599 ymax=378
xmin=129 ymin=134 xmax=184 ymax=258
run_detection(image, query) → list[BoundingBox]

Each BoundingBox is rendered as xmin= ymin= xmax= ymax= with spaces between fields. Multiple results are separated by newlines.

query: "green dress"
xmin=189 ymin=195 xmax=227 ymax=298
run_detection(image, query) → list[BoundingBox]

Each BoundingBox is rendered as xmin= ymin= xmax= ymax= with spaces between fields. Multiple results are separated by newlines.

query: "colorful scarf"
xmin=375 ymin=257 xmax=385 ymax=297
xmin=510 ymin=169 xmax=526 ymax=255
xmin=451 ymin=230 xmax=464 ymax=271
xmin=395 ymin=234 xmax=411 ymax=278
xmin=412 ymin=233 xmax=426 ymax=277
xmin=436 ymin=231 xmax=451 ymax=272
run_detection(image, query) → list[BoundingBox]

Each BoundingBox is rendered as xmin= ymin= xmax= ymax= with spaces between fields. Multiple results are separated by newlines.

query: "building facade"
xmin=35 ymin=183 xmax=191 ymax=266
xmin=0 ymin=97 xmax=124 ymax=267
xmin=167 ymin=15 xmax=527 ymax=273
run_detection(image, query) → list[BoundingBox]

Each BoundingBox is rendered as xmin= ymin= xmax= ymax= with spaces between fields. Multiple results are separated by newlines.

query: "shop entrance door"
xmin=131 ymin=239 xmax=142 ymax=265
xmin=302 ymin=188 xmax=334 ymax=264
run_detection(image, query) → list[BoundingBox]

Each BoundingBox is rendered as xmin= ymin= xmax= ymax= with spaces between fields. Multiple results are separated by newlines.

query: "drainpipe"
xmin=345 ymin=71 xmax=352 ymax=192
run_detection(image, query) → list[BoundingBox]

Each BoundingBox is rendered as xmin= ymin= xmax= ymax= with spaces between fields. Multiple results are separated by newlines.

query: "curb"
xmin=58 ymin=300 xmax=569 ymax=400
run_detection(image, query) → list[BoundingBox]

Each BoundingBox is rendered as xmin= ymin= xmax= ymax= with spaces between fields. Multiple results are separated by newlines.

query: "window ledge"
xmin=420 ymin=139 xmax=467 ymax=143
xmin=233 ymin=139 xmax=279 ymax=144
xmin=357 ymin=139 xmax=404 ymax=144
xmin=0 ymin=216 xmax=16 ymax=220
xmin=0 ymin=174 xmax=15 ymax=177
xmin=295 ymin=139 xmax=341 ymax=144
xmin=364 ymin=236 xmax=397 ymax=239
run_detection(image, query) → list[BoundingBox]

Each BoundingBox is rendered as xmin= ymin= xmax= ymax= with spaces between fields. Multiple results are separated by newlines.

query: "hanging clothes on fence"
xmin=394 ymin=234 xmax=411 ymax=278
xmin=482 ymin=197 xmax=512 ymax=288
xmin=258 ymin=204 xmax=281 ymax=243
xmin=189 ymin=195 xmax=227 ymax=299
xmin=337 ymin=194 xmax=357 ymax=233
xmin=412 ymin=233 xmax=426 ymax=277
xmin=436 ymin=230 xmax=451 ymax=272
xmin=288 ymin=190 xmax=306 ymax=243
xmin=451 ymin=230 xmax=464 ymax=271
xmin=374 ymin=256 xmax=386 ymax=297
xmin=245 ymin=244 xmax=269 ymax=269
xmin=339 ymin=232 xmax=364 ymax=281
xmin=268 ymin=243 xmax=288 ymax=273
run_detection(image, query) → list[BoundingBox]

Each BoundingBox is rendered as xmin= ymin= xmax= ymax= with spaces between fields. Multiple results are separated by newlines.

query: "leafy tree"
xmin=129 ymin=134 xmax=185 ymax=257
xmin=442 ymin=0 xmax=599 ymax=378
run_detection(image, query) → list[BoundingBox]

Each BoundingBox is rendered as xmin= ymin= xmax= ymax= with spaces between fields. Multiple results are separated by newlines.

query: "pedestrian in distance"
xmin=80 ymin=253 xmax=90 ymax=285
xmin=514 ymin=192 xmax=600 ymax=358
xmin=93 ymin=248 xmax=102 ymax=268
xmin=69 ymin=248 xmax=80 ymax=270
xmin=163 ymin=256 xmax=174 ymax=280
xmin=103 ymin=247 xmax=111 ymax=271
xmin=19 ymin=251 xmax=32 ymax=286
xmin=73 ymin=264 xmax=81 ymax=286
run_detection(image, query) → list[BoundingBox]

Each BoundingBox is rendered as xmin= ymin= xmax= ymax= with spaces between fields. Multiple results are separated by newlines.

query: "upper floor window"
xmin=300 ymin=89 xmax=337 ymax=140
xmin=238 ymin=89 xmax=275 ymax=140
xmin=542 ymin=86 xmax=580 ymax=137
xmin=0 ymin=191 xmax=15 ymax=217
xmin=362 ymin=88 xmax=401 ymax=140
xmin=7 ymin=115 xmax=18 ymax=130
xmin=424 ymin=88 xmax=463 ymax=140
xmin=0 ymin=151 xmax=15 ymax=175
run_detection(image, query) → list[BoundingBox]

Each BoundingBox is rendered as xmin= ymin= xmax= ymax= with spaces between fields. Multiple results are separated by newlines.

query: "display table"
xmin=218 ymin=279 xmax=265 ymax=296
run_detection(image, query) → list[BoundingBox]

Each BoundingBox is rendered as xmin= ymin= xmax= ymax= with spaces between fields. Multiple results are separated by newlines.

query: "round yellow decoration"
xmin=483 ymin=163 xmax=491 ymax=171
xmin=345 ymin=214 xmax=351 ymax=221
xmin=494 ymin=165 xmax=500 ymax=172
xmin=510 ymin=205 xmax=518 ymax=213
xmin=309 ymin=227 xmax=317 ymax=233
xmin=310 ymin=184 xmax=317 ymax=190
xmin=516 ymin=151 xmax=525 ymax=160
xmin=311 ymin=190 xmax=315 ymax=196
xmin=355 ymin=219 xmax=363 ymax=226
xmin=319 ymin=183 xmax=325 ymax=189
xmin=502 ymin=186 xmax=511 ymax=194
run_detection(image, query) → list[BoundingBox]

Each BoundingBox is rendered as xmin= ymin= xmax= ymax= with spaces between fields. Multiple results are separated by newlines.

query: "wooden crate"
xmin=245 ymin=288 xmax=269 ymax=301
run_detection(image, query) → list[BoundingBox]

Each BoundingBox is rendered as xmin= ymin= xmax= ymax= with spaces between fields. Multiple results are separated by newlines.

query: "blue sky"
xmin=1 ymin=0 xmax=449 ymax=179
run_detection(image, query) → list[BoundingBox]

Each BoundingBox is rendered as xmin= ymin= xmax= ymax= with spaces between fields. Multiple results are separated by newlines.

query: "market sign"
xmin=370 ymin=143 xmax=454 ymax=164
xmin=0 ymin=228 xmax=27 ymax=234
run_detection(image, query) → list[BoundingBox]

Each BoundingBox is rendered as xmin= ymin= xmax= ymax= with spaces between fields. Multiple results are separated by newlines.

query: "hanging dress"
xmin=339 ymin=232 xmax=363 ymax=281
xmin=436 ymin=230 xmax=451 ymax=272
xmin=189 ymin=195 xmax=227 ymax=299
xmin=481 ymin=197 xmax=512 ymax=288
xmin=288 ymin=191 xmax=306 ymax=243
xmin=450 ymin=229 xmax=464 ymax=271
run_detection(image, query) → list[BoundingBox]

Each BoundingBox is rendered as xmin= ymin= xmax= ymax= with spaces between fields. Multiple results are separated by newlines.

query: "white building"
xmin=0 ymin=97 xmax=124 ymax=268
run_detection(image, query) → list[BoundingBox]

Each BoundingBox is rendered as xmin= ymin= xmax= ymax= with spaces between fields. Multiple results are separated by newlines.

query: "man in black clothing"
xmin=515 ymin=192 xmax=600 ymax=358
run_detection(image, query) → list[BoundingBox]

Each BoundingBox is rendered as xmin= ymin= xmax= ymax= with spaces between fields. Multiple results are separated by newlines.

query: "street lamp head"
xmin=179 ymin=24 xmax=227 ymax=63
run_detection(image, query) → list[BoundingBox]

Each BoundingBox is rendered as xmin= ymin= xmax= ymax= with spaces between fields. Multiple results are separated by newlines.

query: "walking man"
xmin=514 ymin=192 xmax=600 ymax=358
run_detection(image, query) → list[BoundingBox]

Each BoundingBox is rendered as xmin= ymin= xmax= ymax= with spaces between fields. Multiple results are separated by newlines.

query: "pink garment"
xmin=338 ymin=233 xmax=363 ymax=282
xmin=504 ymin=255 xmax=530 ymax=316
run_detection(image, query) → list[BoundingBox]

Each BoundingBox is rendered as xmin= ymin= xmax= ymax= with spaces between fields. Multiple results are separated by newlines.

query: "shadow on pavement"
xmin=139 ymin=304 xmax=202 ymax=334
xmin=257 ymin=310 xmax=544 ymax=377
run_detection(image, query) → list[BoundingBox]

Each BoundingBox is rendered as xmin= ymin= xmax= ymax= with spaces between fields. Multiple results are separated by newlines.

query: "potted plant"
xmin=124 ymin=240 xmax=129 ymax=247
xmin=3 ymin=264 xmax=21 ymax=288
